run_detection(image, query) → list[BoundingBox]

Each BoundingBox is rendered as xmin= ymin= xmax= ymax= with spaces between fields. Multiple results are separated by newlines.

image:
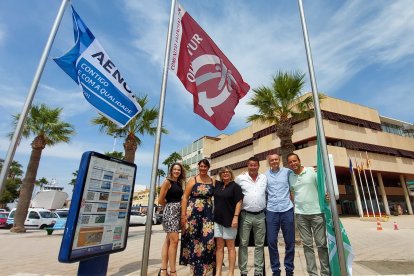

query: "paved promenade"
xmin=1 ymin=216 xmax=414 ymax=275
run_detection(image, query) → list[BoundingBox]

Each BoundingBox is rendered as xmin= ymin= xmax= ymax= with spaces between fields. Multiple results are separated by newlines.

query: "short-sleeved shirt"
xmin=235 ymin=172 xmax=267 ymax=212
xmin=214 ymin=181 xmax=244 ymax=227
xmin=265 ymin=167 xmax=293 ymax=212
xmin=289 ymin=167 xmax=321 ymax=215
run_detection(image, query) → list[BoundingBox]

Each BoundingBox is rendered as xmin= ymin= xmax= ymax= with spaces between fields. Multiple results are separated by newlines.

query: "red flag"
xmin=169 ymin=3 xmax=250 ymax=130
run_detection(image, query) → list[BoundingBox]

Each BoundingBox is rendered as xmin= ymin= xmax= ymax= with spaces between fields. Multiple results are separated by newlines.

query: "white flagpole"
xmin=297 ymin=0 xmax=347 ymax=274
xmin=349 ymin=156 xmax=363 ymax=217
xmin=141 ymin=0 xmax=177 ymax=274
xmin=366 ymin=151 xmax=382 ymax=218
xmin=355 ymin=156 xmax=370 ymax=217
xmin=0 ymin=0 xmax=69 ymax=195
xmin=359 ymin=152 xmax=376 ymax=218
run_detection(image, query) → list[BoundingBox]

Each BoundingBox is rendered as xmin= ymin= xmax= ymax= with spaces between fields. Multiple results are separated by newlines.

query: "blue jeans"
xmin=266 ymin=208 xmax=295 ymax=275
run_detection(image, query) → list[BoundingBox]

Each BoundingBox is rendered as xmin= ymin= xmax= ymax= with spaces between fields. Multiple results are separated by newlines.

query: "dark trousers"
xmin=266 ymin=208 xmax=295 ymax=276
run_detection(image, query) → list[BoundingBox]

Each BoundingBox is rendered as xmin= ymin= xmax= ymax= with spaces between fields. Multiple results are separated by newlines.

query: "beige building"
xmin=178 ymin=135 xmax=220 ymax=178
xmin=132 ymin=189 xmax=156 ymax=207
xmin=199 ymin=95 xmax=413 ymax=217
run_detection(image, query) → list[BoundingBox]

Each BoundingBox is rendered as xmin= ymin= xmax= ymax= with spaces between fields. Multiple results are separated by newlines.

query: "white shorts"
xmin=214 ymin=222 xmax=237 ymax=240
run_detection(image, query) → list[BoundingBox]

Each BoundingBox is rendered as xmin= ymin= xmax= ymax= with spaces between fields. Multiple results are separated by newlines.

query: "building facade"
xmin=178 ymin=135 xmax=220 ymax=178
xmin=202 ymin=95 xmax=413 ymax=217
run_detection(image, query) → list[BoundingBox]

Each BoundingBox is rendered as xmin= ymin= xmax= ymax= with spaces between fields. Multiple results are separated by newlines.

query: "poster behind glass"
xmin=59 ymin=151 xmax=136 ymax=262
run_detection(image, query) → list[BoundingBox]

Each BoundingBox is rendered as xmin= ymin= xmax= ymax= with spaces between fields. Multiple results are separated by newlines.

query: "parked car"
xmin=129 ymin=211 xmax=157 ymax=225
xmin=155 ymin=213 xmax=163 ymax=224
xmin=51 ymin=209 xmax=69 ymax=219
xmin=0 ymin=212 xmax=8 ymax=228
xmin=7 ymin=208 xmax=56 ymax=229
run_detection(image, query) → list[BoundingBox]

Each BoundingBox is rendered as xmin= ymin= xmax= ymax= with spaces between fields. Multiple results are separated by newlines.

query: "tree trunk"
xmin=123 ymin=134 xmax=137 ymax=163
xmin=11 ymin=136 xmax=45 ymax=233
xmin=276 ymin=119 xmax=295 ymax=165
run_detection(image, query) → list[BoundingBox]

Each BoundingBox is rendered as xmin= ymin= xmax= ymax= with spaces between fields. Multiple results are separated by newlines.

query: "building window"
xmin=296 ymin=142 xmax=309 ymax=149
xmin=381 ymin=123 xmax=404 ymax=136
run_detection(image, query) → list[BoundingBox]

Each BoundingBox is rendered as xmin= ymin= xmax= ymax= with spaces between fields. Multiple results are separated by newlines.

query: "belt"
xmin=243 ymin=209 xmax=264 ymax=215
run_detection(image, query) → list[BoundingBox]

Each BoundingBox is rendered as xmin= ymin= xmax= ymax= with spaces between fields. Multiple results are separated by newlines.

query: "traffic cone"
xmin=393 ymin=221 xmax=399 ymax=230
xmin=376 ymin=218 xmax=382 ymax=231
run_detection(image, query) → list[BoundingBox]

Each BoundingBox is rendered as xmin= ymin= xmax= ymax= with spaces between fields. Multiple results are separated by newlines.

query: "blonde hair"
xmin=218 ymin=166 xmax=234 ymax=181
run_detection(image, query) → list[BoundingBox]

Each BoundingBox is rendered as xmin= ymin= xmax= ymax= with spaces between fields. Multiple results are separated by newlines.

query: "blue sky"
xmin=0 ymin=1 xmax=413 ymax=195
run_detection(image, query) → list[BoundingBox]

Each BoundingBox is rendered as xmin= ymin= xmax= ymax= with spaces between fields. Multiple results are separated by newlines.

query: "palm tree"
xmin=92 ymin=95 xmax=167 ymax=163
xmin=162 ymin=152 xmax=182 ymax=171
xmin=182 ymin=163 xmax=191 ymax=175
xmin=157 ymin=168 xmax=166 ymax=187
xmin=104 ymin=151 xmax=124 ymax=159
xmin=0 ymin=159 xmax=23 ymax=180
xmin=156 ymin=168 xmax=166 ymax=198
xmin=0 ymin=159 xmax=23 ymax=209
xmin=35 ymin=177 xmax=49 ymax=188
xmin=9 ymin=104 xmax=75 ymax=232
xmin=69 ymin=170 xmax=78 ymax=186
xmin=247 ymin=71 xmax=317 ymax=164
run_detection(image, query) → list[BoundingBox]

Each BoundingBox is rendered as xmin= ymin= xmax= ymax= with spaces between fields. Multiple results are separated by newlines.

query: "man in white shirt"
xmin=236 ymin=156 xmax=267 ymax=276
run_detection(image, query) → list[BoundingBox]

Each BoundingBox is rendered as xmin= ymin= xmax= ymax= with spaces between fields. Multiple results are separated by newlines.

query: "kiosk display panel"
xmin=59 ymin=151 xmax=136 ymax=263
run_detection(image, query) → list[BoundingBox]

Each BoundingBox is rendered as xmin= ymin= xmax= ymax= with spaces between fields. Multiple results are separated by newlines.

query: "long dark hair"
xmin=168 ymin=162 xmax=186 ymax=185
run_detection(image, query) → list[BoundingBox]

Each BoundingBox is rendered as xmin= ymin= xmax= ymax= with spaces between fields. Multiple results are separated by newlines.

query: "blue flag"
xmin=54 ymin=6 xmax=141 ymax=127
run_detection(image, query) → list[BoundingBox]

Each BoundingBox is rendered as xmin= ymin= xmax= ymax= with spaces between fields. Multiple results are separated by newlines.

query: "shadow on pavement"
xmin=356 ymin=260 xmax=414 ymax=275
xmin=110 ymin=258 xmax=161 ymax=276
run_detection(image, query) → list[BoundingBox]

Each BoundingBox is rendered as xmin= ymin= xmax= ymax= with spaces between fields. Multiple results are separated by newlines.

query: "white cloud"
xmin=310 ymin=1 xmax=414 ymax=93
xmin=36 ymin=84 xmax=91 ymax=118
xmin=123 ymin=0 xmax=170 ymax=65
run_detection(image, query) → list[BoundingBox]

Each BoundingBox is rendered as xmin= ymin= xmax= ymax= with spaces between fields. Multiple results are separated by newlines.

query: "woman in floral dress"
xmin=180 ymin=159 xmax=216 ymax=275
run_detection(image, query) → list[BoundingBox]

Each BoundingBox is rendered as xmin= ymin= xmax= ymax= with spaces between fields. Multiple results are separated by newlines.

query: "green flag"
xmin=317 ymin=137 xmax=354 ymax=275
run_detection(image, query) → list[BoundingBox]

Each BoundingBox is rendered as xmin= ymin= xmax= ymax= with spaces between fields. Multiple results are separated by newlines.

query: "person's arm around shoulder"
xmin=288 ymin=170 xmax=295 ymax=202
xmin=312 ymin=167 xmax=329 ymax=201
xmin=158 ymin=179 xmax=171 ymax=206
xmin=181 ymin=177 xmax=196 ymax=228
xmin=211 ymin=176 xmax=216 ymax=187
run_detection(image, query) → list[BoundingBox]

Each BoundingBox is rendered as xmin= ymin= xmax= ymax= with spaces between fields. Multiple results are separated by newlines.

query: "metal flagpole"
xmin=141 ymin=0 xmax=177 ymax=274
xmin=297 ymin=0 xmax=347 ymax=274
xmin=0 ymin=0 xmax=69 ymax=196
xmin=355 ymin=156 xmax=369 ymax=217
xmin=359 ymin=152 xmax=376 ymax=217
xmin=349 ymin=156 xmax=363 ymax=217
xmin=112 ymin=137 xmax=117 ymax=152
xmin=365 ymin=151 xmax=382 ymax=218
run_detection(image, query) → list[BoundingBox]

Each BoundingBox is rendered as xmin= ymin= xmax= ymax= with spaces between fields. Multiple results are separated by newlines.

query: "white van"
xmin=7 ymin=208 xmax=56 ymax=229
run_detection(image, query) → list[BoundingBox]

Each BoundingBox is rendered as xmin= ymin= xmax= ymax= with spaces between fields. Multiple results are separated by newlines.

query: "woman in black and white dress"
xmin=158 ymin=162 xmax=186 ymax=276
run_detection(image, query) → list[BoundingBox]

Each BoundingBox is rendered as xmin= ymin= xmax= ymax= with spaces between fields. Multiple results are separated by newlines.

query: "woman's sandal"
xmin=158 ymin=268 xmax=168 ymax=276
xmin=170 ymin=271 xmax=176 ymax=276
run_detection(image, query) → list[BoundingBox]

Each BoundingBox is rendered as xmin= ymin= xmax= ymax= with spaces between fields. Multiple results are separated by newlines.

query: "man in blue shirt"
xmin=265 ymin=154 xmax=294 ymax=276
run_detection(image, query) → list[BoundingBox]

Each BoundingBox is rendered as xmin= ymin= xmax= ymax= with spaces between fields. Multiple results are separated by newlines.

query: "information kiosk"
xmin=59 ymin=151 xmax=136 ymax=275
